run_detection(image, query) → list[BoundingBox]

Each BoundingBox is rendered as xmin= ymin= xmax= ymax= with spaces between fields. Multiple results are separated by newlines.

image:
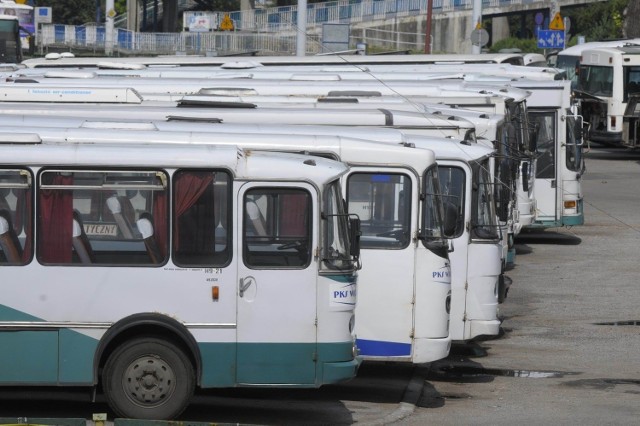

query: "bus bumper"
xmin=468 ymin=319 xmax=501 ymax=339
xmin=322 ymin=358 xmax=361 ymax=384
xmin=411 ymin=336 xmax=452 ymax=363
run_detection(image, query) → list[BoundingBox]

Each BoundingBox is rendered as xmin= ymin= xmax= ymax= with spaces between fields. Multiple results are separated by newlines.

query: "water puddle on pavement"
xmin=563 ymin=378 xmax=640 ymax=393
xmin=593 ymin=320 xmax=640 ymax=326
xmin=436 ymin=365 xmax=580 ymax=379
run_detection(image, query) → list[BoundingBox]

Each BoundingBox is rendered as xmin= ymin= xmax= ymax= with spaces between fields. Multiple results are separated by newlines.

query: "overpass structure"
xmin=40 ymin=0 xmax=600 ymax=55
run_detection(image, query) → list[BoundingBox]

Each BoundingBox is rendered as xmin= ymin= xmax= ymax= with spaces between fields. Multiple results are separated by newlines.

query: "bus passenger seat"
xmin=72 ymin=210 xmax=95 ymax=264
xmin=106 ymin=196 xmax=138 ymax=239
xmin=137 ymin=212 xmax=163 ymax=264
xmin=0 ymin=210 xmax=22 ymax=263
xmin=246 ymin=200 xmax=268 ymax=237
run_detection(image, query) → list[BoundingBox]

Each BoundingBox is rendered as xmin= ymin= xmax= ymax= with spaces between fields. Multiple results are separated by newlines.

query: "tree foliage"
xmin=37 ymin=0 xmax=95 ymax=25
xmin=489 ymin=37 xmax=542 ymax=54
xmin=563 ymin=0 xmax=628 ymax=42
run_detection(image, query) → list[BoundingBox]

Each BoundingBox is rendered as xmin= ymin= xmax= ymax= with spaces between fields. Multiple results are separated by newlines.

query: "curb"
xmin=371 ymin=365 xmax=428 ymax=425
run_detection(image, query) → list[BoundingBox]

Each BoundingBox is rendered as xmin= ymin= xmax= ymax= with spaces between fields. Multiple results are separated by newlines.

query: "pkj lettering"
xmin=432 ymin=271 xmax=450 ymax=278
xmin=333 ymin=290 xmax=356 ymax=298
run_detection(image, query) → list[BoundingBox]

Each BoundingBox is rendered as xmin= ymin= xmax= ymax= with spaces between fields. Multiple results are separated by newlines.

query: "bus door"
xmin=236 ymin=182 xmax=318 ymax=385
xmin=529 ymin=110 xmax=558 ymax=223
xmin=623 ymin=94 xmax=640 ymax=147
xmin=346 ymin=169 xmax=416 ymax=358
xmin=437 ymin=162 xmax=469 ymax=341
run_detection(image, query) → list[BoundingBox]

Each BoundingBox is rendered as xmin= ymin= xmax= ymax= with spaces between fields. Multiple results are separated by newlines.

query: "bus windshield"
xmin=347 ymin=172 xmax=412 ymax=249
xmin=529 ymin=110 xmax=556 ymax=180
xmin=566 ymin=115 xmax=584 ymax=173
xmin=421 ymin=166 xmax=447 ymax=256
xmin=472 ymin=160 xmax=499 ymax=240
xmin=506 ymin=100 xmax=531 ymax=154
xmin=437 ymin=166 xmax=465 ymax=238
xmin=578 ymin=65 xmax=613 ymax=96
xmin=323 ymin=179 xmax=353 ymax=271
xmin=556 ymin=55 xmax=580 ymax=87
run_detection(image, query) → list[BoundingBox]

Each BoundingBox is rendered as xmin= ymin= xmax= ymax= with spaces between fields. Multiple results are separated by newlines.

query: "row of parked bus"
xmin=0 ymin=52 xmax=585 ymax=420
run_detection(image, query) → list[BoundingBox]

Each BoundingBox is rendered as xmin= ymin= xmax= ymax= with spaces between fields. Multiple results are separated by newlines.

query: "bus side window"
xmin=243 ymin=188 xmax=311 ymax=269
xmin=38 ymin=170 xmax=168 ymax=266
xmin=0 ymin=170 xmax=33 ymax=265
xmin=173 ymin=170 xmax=231 ymax=267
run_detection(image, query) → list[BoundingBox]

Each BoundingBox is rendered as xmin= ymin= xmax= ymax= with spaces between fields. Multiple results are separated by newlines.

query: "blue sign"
xmin=537 ymin=30 xmax=565 ymax=49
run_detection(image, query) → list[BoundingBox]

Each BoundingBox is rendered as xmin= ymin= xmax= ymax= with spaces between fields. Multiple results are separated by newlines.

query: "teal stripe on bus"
xmin=323 ymin=274 xmax=357 ymax=283
xmin=199 ymin=341 xmax=356 ymax=387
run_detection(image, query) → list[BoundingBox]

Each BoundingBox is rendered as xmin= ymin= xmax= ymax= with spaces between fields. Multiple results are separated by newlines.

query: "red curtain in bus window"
xmin=152 ymin=190 xmax=168 ymax=258
xmin=173 ymin=172 xmax=214 ymax=251
xmin=39 ymin=174 xmax=73 ymax=263
xmin=279 ymin=193 xmax=308 ymax=237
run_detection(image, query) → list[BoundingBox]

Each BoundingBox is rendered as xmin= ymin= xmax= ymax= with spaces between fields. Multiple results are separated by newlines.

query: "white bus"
xmin=20 ymin=52 xmax=529 ymax=69
xmin=0 ymin=126 xmax=453 ymax=364
xmin=503 ymin=80 xmax=585 ymax=228
xmin=551 ymin=39 xmax=640 ymax=87
xmin=0 ymin=138 xmax=361 ymax=419
xmin=401 ymin=136 xmax=503 ymax=338
xmin=576 ymin=46 xmax=640 ymax=147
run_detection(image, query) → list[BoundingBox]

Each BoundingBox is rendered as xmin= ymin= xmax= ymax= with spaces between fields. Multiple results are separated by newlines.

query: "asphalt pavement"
xmin=389 ymin=147 xmax=640 ymax=425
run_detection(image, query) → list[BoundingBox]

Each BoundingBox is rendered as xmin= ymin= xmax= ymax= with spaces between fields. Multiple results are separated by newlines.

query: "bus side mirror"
xmin=522 ymin=162 xmax=530 ymax=193
xmin=528 ymin=122 xmax=539 ymax=152
xmin=443 ymin=201 xmax=459 ymax=238
xmin=349 ymin=216 xmax=361 ymax=259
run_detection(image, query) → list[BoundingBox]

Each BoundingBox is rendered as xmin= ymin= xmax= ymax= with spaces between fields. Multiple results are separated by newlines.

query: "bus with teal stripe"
xmin=0 ymin=137 xmax=360 ymax=419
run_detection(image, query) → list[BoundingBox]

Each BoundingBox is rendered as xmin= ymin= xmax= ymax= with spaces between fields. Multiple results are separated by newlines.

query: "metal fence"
xmin=39 ymin=0 xmax=552 ymax=55
xmin=39 ymin=25 xmax=327 ymax=56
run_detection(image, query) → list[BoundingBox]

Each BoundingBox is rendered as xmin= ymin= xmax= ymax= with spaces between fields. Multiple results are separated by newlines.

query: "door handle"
xmin=239 ymin=276 xmax=255 ymax=298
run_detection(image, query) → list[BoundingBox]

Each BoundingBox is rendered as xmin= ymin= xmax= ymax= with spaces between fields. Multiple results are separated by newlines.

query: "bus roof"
xmin=0 ymin=138 xmax=349 ymax=184
xmin=0 ymin=124 xmax=438 ymax=174
xmin=2 ymin=76 xmax=531 ymax=101
xmin=0 ymin=103 xmax=476 ymax=131
xmin=557 ymin=39 xmax=640 ymax=56
xmin=21 ymin=53 xmax=527 ymax=69
xmin=405 ymin=135 xmax=493 ymax=162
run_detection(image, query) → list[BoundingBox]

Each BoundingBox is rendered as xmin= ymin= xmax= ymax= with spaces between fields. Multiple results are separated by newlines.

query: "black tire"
xmin=102 ymin=337 xmax=195 ymax=420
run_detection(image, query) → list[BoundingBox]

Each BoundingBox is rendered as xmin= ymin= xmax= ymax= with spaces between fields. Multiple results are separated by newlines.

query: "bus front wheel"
xmin=102 ymin=337 xmax=195 ymax=420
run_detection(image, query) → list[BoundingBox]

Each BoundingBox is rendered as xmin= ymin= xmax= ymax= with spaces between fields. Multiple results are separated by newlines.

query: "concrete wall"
xmin=349 ymin=11 xmax=479 ymax=54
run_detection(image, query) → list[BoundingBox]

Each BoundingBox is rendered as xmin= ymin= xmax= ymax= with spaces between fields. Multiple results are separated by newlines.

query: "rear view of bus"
xmin=577 ymin=46 xmax=640 ymax=147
